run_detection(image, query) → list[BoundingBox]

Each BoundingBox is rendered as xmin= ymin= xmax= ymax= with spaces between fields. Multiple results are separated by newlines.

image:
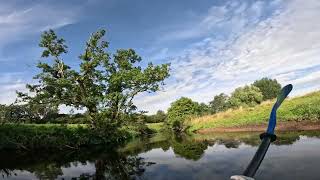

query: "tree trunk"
xmin=88 ymin=106 xmax=98 ymax=129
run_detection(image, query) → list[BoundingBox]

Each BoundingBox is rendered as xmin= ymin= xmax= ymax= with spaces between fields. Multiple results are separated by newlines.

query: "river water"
xmin=1 ymin=130 xmax=320 ymax=180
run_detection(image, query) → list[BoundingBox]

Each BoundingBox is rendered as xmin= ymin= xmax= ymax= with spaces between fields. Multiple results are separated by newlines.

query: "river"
xmin=1 ymin=130 xmax=320 ymax=180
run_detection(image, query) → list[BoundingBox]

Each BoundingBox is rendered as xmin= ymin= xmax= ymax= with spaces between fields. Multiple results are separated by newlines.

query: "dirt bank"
xmin=196 ymin=121 xmax=320 ymax=134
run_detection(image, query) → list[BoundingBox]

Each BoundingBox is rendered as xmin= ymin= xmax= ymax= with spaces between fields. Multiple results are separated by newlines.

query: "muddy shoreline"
xmin=196 ymin=121 xmax=320 ymax=134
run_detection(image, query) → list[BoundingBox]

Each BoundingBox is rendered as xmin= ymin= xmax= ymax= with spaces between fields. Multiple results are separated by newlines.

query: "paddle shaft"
xmin=243 ymin=136 xmax=272 ymax=177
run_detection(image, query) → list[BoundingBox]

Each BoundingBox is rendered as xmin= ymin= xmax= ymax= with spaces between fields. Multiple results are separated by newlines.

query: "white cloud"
xmin=0 ymin=2 xmax=80 ymax=46
xmin=135 ymin=0 xmax=320 ymax=114
xmin=0 ymin=72 xmax=26 ymax=104
xmin=0 ymin=1 xmax=82 ymax=105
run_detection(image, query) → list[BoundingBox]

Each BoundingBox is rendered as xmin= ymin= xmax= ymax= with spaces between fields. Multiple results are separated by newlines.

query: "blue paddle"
xmin=231 ymin=84 xmax=293 ymax=179
xmin=266 ymin=84 xmax=293 ymax=134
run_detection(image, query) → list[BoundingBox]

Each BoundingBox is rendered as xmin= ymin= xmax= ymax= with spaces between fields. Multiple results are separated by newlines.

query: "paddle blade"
xmin=275 ymin=84 xmax=293 ymax=108
xmin=267 ymin=84 xmax=293 ymax=134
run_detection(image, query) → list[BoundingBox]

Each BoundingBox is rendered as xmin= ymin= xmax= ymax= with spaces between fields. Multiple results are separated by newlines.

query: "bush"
xmin=292 ymin=104 xmax=320 ymax=120
xmin=166 ymin=97 xmax=201 ymax=131
xmin=209 ymin=93 xmax=230 ymax=114
xmin=0 ymin=124 xmax=129 ymax=150
xmin=253 ymin=77 xmax=281 ymax=100
xmin=229 ymin=85 xmax=263 ymax=108
xmin=145 ymin=110 xmax=167 ymax=123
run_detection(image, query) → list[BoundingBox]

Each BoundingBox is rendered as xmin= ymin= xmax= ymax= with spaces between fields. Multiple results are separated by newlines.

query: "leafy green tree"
xmin=145 ymin=110 xmax=167 ymax=123
xmin=253 ymin=77 xmax=281 ymax=100
xmin=17 ymin=29 xmax=170 ymax=129
xmin=3 ymin=104 xmax=30 ymax=123
xmin=166 ymin=97 xmax=201 ymax=131
xmin=209 ymin=93 xmax=229 ymax=113
xmin=25 ymin=103 xmax=59 ymax=123
xmin=0 ymin=104 xmax=57 ymax=123
xmin=229 ymin=85 xmax=263 ymax=108
xmin=198 ymin=103 xmax=210 ymax=115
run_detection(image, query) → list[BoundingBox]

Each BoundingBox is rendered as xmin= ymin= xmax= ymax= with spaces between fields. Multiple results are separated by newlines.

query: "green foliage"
xmin=253 ymin=77 xmax=281 ymax=100
xmin=48 ymin=113 xmax=88 ymax=124
xmin=292 ymin=103 xmax=320 ymax=120
xmin=189 ymin=91 xmax=320 ymax=132
xmin=167 ymin=97 xmax=202 ymax=131
xmin=209 ymin=93 xmax=230 ymax=113
xmin=145 ymin=110 xmax=167 ymax=123
xmin=17 ymin=29 xmax=170 ymax=129
xmin=229 ymin=85 xmax=263 ymax=108
xmin=0 ymin=104 xmax=58 ymax=124
xmin=0 ymin=124 xmax=129 ymax=150
xmin=198 ymin=103 xmax=210 ymax=115
xmin=146 ymin=122 xmax=164 ymax=133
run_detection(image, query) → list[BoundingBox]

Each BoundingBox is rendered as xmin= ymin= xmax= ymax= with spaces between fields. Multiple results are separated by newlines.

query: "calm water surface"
xmin=1 ymin=130 xmax=320 ymax=180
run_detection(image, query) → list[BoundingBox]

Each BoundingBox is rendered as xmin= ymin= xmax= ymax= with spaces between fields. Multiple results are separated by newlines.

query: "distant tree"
xmin=0 ymin=105 xmax=7 ymax=124
xmin=3 ymin=104 xmax=30 ymax=123
xmin=166 ymin=97 xmax=201 ymax=131
xmin=24 ymin=103 xmax=59 ymax=123
xmin=146 ymin=110 xmax=167 ymax=123
xmin=253 ymin=77 xmax=281 ymax=100
xmin=16 ymin=29 xmax=170 ymax=129
xmin=229 ymin=85 xmax=263 ymax=108
xmin=198 ymin=103 xmax=210 ymax=115
xmin=209 ymin=93 xmax=229 ymax=114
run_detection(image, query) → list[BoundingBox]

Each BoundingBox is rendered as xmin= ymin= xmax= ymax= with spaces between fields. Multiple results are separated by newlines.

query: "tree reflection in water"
xmin=1 ymin=130 xmax=320 ymax=179
xmin=0 ymin=149 xmax=154 ymax=180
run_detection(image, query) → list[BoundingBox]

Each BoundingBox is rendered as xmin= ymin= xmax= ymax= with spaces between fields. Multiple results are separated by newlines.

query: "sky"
xmin=0 ymin=0 xmax=319 ymax=114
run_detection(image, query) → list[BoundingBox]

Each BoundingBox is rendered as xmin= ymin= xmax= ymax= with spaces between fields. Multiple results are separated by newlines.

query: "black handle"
xmin=243 ymin=133 xmax=277 ymax=177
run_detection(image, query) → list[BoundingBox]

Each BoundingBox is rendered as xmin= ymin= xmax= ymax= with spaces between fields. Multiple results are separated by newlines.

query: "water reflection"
xmin=0 ymin=149 xmax=152 ymax=180
xmin=1 ymin=130 xmax=320 ymax=179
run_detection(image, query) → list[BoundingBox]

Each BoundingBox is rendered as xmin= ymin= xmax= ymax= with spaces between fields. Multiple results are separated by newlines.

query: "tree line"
xmin=166 ymin=78 xmax=282 ymax=131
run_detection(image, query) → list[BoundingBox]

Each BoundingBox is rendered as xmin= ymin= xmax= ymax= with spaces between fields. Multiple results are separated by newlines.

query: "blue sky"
xmin=0 ymin=0 xmax=320 ymax=114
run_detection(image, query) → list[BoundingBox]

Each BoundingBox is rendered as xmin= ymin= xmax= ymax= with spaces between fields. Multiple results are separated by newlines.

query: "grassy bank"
xmin=0 ymin=124 xmax=133 ymax=150
xmin=188 ymin=91 xmax=320 ymax=132
xmin=146 ymin=122 xmax=164 ymax=132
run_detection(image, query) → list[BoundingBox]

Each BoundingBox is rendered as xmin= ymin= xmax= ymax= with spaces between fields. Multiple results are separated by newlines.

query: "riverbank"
xmin=196 ymin=121 xmax=320 ymax=134
xmin=188 ymin=91 xmax=320 ymax=132
xmin=0 ymin=124 xmax=135 ymax=150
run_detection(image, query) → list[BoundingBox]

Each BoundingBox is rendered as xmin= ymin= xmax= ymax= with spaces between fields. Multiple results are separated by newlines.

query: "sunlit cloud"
xmin=135 ymin=0 xmax=320 ymax=113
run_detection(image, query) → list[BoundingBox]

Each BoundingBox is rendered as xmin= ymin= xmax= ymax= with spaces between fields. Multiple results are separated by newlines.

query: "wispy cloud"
xmin=0 ymin=1 xmax=83 ymax=105
xmin=0 ymin=72 xmax=26 ymax=104
xmin=157 ymin=0 xmax=281 ymax=43
xmin=135 ymin=0 xmax=320 ymax=113
xmin=0 ymin=1 xmax=81 ymax=46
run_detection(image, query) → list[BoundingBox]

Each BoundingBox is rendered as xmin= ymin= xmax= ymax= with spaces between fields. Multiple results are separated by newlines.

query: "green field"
xmin=146 ymin=122 xmax=165 ymax=132
xmin=187 ymin=91 xmax=320 ymax=132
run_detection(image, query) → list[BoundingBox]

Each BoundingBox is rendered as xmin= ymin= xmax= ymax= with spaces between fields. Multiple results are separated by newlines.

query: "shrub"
xmin=253 ymin=77 xmax=281 ymax=100
xmin=292 ymin=104 xmax=320 ymax=120
xmin=229 ymin=85 xmax=263 ymax=108
xmin=166 ymin=97 xmax=201 ymax=131
xmin=209 ymin=93 xmax=230 ymax=114
xmin=145 ymin=110 xmax=167 ymax=123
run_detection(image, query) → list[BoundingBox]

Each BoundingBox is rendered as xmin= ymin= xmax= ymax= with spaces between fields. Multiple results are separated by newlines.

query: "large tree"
xmin=17 ymin=29 xmax=170 ymax=128
xmin=253 ymin=77 xmax=281 ymax=100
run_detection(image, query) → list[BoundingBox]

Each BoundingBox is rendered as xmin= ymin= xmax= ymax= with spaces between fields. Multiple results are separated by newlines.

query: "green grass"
xmin=146 ymin=122 xmax=164 ymax=132
xmin=0 ymin=123 xmax=133 ymax=150
xmin=189 ymin=91 xmax=320 ymax=132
